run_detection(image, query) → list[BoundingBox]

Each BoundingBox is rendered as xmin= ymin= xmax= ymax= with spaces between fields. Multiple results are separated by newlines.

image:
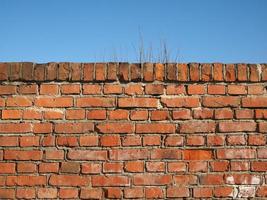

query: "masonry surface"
xmin=0 ymin=62 xmax=266 ymax=199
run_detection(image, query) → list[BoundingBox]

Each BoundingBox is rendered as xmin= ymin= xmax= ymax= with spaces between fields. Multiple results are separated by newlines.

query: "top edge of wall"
xmin=0 ymin=62 xmax=266 ymax=83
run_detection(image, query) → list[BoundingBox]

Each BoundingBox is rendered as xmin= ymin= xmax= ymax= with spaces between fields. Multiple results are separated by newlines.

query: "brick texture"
xmin=0 ymin=62 xmax=267 ymax=199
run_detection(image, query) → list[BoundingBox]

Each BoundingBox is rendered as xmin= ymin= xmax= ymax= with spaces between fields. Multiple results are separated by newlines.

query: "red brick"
xmin=124 ymin=161 xmax=144 ymax=172
xmin=193 ymin=188 xmax=212 ymax=198
xmin=150 ymin=110 xmax=169 ymax=120
xmin=161 ymin=97 xmax=199 ymax=108
xmin=96 ymin=122 xmax=133 ymax=134
xmin=0 ymin=85 xmax=16 ymax=95
xmin=58 ymin=62 xmax=70 ymax=80
xmin=136 ymin=123 xmax=175 ymax=133
xmin=248 ymin=85 xmax=264 ymax=94
xmin=207 ymin=84 xmax=226 ymax=94
xmin=103 ymin=162 xmax=123 ymax=173
xmin=37 ymin=188 xmax=57 ymax=198
xmin=189 ymin=63 xmax=200 ymax=81
xmin=18 ymin=84 xmax=37 ymax=94
xmin=235 ymin=109 xmax=254 ymax=119
xmin=213 ymin=63 xmax=224 ymax=81
xmin=183 ymin=150 xmax=212 ymax=160
xmin=16 ymin=188 xmax=35 ymax=199
xmin=81 ymin=188 xmax=102 ymax=199
xmin=23 ymin=109 xmax=42 ymax=119
xmin=70 ymin=63 xmax=82 ymax=81
xmin=133 ymin=174 xmax=171 ymax=186
xmin=118 ymin=63 xmax=129 ymax=81
xmin=219 ymin=121 xmax=256 ymax=132
xmin=122 ymin=135 xmax=142 ymax=146
xmin=59 ymin=188 xmax=79 ymax=199
xmin=165 ymin=135 xmax=183 ymax=146
xmin=146 ymin=162 xmax=165 ymax=172
xmin=92 ymin=175 xmax=129 ymax=186
xmin=124 ymin=84 xmax=143 ymax=95
xmin=228 ymin=85 xmax=247 ymax=94
xmin=43 ymin=110 xmax=63 ymax=120
xmin=109 ymin=109 xmax=129 ymax=120
xmin=10 ymin=62 xmax=21 ymax=80
xmin=225 ymin=64 xmax=236 ymax=81
xmin=0 ymin=189 xmax=15 ymax=199
xmin=214 ymin=187 xmax=234 ymax=197
xmin=40 ymin=84 xmax=59 ymax=95
xmin=207 ymin=135 xmax=225 ymax=146
xmin=167 ymin=187 xmax=189 ymax=198
xmin=130 ymin=110 xmax=148 ymax=120
xmin=68 ymin=150 xmax=107 ymax=161
xmin=77 ymin=97 xmax=115 ymax=107
xmin=143 ymin=63 xmax=154 ymax=81
xmin=61 ymin=84 xmax=80 ymax=94
xmin=66 ymin=109 xmax=85 ymax=119
xmin=124 ymin=188 xmax=144 ymax=198
xmin=100 ymin=135 xmax=120 ymax=147
xmin=225 ymin=174 xmax=261 ymax=185
xmin=4 ymin=150 xmax=42 ymax=160
xmin=118 ymin=97 xmax=158 ymax=108
xmin=186 ymin=135 xmax=205 ymax=146
xmin=0 ymin=136 xmax=18 ymax=146
xmin=46 ymin=62 xmax=57 ymax=81
xmin=248 ymin=134 xmax=266 ymax=145
xmin=6 ymin=175 xmax=46 ymax=186
xmin=249 ymin=64 xmax=260 ymax=81
xmin=2 ymin=109 xmax=22 ymax=119
xmin=151 ymin=149 xmax=182 ymax=160
xmin=60 ymin=162 xmax=80 ymax=173
xmin=188 ymin=85 xmax=205 ymax=94
xmin=6 ymin=96 xmax=32 ymax=107
xmin=180 ymin=121 xmax=215 ymax=133
xmin=167 ymin=162 xmax=186 ymax=172
xmin=83 ymin=63 xmax=94 ymax=81
xmin=103 ymin=84 xmax=122 ymax=94
xmin=45 ymin=149 xmax=64 ymax=160
xmin=0 ymin=63 xmax=8 ymax=80
xmin=215 ymin=108 xmax=233 ymax=119
xmin=82 ymin=84 xmax=102 ymax=94
xmin=251 ymin=161 xmax=267 ymax=172
xmin=257 ymin=186 xmax=267 ymax=197
xmin=33 ymin=123 xmax=53 ymax=134
xmin=49 ymin=175 xmax=89 ymax=186
xmin=145 ymin=187 xmax=164 ymax=199
xmin=145 ymin=84 xmax=164 ymax=95
xmin=237 ymin=63 xmax=248 ymax=81
xmin=217 ymin=149 xmax=255 ymax=159
xmin=143 ymin=135 xmax=161 ymax=146
xmin=155 ymin=63 xmax=165 ymax=81
xmin=166 ymin=63 xmax=177 ymax=81
xmin=107 ymin=63 xmax=117 ymax=81
xmin=193 ymin=108 xmax=213 ymax=119
xmin=0 ymin=163 xmax=16 ymax=174
xmin=87 ymin=109 xmax=106 ymax=120
xmin=57 ymin=136 xmax=79 ymax=147
xmin=55 ymin=122 xmax=93 ymax=133
xmin=200 ymin=174 xmax=224 ymax=185
xmin=242 ymin=97 xmax=267 ymax=107
xmin=231 ymin=161 xmax=250 ymax=171
xmin=172 ymin=109 xmax=191 ymax=119
xmin=0 ymin=123 xmax=31 ymax=133
xmin=110 ymin=149 xmax=149 ymax=160
xmin=35 ymin=97 xmax=73 ymax=107
xmin=210 ymin=161 xmax=229 ymax=172
xmin=166 ymin=84 xmax=185 ymax=95
xmin=81 ymin=163 xmax=101 ymax=174
xmin=104 ymin=188 xmax=122 ymax=199
xmin=203 ymin=96 xmax=240 ymax=107
xmin=79 ymin=135 xmax=98 ymax=146
xmin=20 ymin=136 xmax=40 ymax=147
xmin=39 ymin=163 xmax=59 ymax=173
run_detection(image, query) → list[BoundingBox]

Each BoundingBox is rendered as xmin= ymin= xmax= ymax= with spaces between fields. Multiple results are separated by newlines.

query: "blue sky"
xmin=0 ymin=0 xmax=266 ymax=63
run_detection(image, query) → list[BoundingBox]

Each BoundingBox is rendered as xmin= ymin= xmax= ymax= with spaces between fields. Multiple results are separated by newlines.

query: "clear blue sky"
xmin=0 ymin=0 xmax=266 ymax=63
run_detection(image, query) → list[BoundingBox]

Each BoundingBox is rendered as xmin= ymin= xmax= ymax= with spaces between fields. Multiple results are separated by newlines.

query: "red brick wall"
xmin=0 ymin=62 xmax=267 ymax=199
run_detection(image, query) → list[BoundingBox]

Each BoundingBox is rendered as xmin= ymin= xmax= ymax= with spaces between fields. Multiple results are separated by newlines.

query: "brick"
xmin=80 ymin=188 xmax=102 ymax=199
xmin=58 ymin=62 xmax=70 ymax=80
xmin=40 ymin=84 xmax=59 ymax=95
xmin=104 ymin=84 xmax=122 ymax=94
xmin=57 ymin=136 xmax=79 ymax=147
xmin=20 ymin=136 xmax=40 ymax=147
xmin=55 ymin=122 xmax=93 ymax=133
xmin=165 ymin=135 xmax=183 ymax=146
xmin=33 ymin=123 xmax=53 ymax=133
xmin=130 ymin=64 xmax=141 ymax=81
xmin=70 ymin=63 xmax=82 ymax=81
xmin=76 ymin=97 xmax=115 ymax=107
xmin=10 ymin=62 xmax=21 ymax=80
xmin=242 ymin=97 xmax=267 ymax=107
xmin=213 ymin=63 xmax=224 ymax=81
xmin=207 ymin=84 xmax=226 ymax=94
xmin=41 ymin=135 xmax=55 ymax=147
xmin=172 ymin=109 xmax=191 ymax=119
xmin=68 ymin=150 xmax=107 ymax=161
xmin=110 ymin=149 xmax=149 ymax=160
xmin=0 ymin=163 xmax=16 ymax=174
xmin=167 ymin=187 xmax=189 ymax=198
xmin=251 ymin=161 xmax=267 ymax=172
xmin=79 ymin=135 xmax=98 ymax=146
xmin=130 ymin=110 xmax=148 ymax=120
xmin=6 ymin=175 xmax=46 ymax=186
xmin=166 ymin=63 xmax=177 ymax=81
xmin=122 ymin=135 xmax=142 ymax=146
xmin=100 ymin=135 xmax=120 ymax=147
xmin=49 ymin=175 xmax=89 ymax=186
xmin=177 ymin=63 xmax=188 ymax=81
xmin=118 ymin=97 xmax=158 ymax=108
xmin=124 ymin=84 xmax=143 ymax=95
xmin=161 ymin=97 xmax=199 ymax=108
xmin=87 ymin=109 xmax=106 ymax=120
xmin=214 ymin=187 xmax=234 ymax=197
xmin=189 ymin=63 xmax=199 ymax=81
xmin=193 ymin=108 xmax=213 ymax=119
xmin=2 ymin=109 xmax=22 ymax=119
xmin=34 ymin=64 xmax=45 ymax=81
xmin=143 ymin=63 xmax=154 ymax=81
xmin=96 ymin=122 xmax=133 ymax=134
xmin=248 ymin=134 xmax=266 ymax=145
xmin=45 ymin=149 xmax=64 ymax=160
xmin=0 ymin=136 xmax=18 ymax=146
xmin=133 ymin=174 xmax=171 ymax=185
xmin=219 ymin=121 xmax=256 ymax=132
xmin=66 ymin=109 xmax=85 ymax=119
xmin=259 ymin=122 xmax=267 ymax=133
xmin=146 ymin=161 xmax=165 ymax=172
xmin=82 ymin=84 xmax=102 ymax=94
xmin=189 ymin=161 xmax=208 ymax=172
xmin=166 ymin=84 xmax=186 ymax=95
xmin=215 ymin=108 xmax=233 ymax=119
xmin=249 ymin=64 xmax=260 ymax=81
xmin=23 ymin=109 xmax=42 ymax=119
xmin=228 ymin=85 xmax=247 ymax=94
xmin=225 ymin=64 xmax=236 ymax=81
xmin=103 ymin=162 xmax=123 ymax=173
xmin=37 ymin=188 xmax=57 ymax=198
xmin=35 ymin=97 xmax=73 ymax=107
xmin=109 ymin=109 xmax=129 ymax=120
xmin=237 ymin=63 xmax=248 ymax=81
xmin=6 ymin=96 xmax=32 ymax=107
xmin=136 ymin=123 xmax=175 ymax=133
xmin=0 ymin=63 xmax=8 ymax=80
xmin=124 ymin=161 xmax=144 ymax=172
xmin=59 ymin=188 xmax=79 ymax=199
xmin=18 ymin=84 xmax=37 ymax=94
xmin=60 ymin=162 xmax=80 ymax=173
xmin=186 ymin=135 xmax=205 ymax=146
xmin=0 ymin=85 xmax=16 ymax=95
xmin=193 ymin=188 xmax=212 ymax=198
xmin=0 ymin=123 xmax=31 ymax=133
xmin=217 ymin=149 xmax=255 ymax=159
xmin=248 ymin=85 xmax=264 ymax=94
xmin=225 ymin=174 xmax=261 ymax=185
xmin=46 ymin=62 xmax=57 ymax=81
xmin=118 ymin=63 xmax=128 ymax=81
xmin=145 ymin=187 xmax=164 ymax=199
xmin=143 ymin=135 xmax=161 ymax=146
xmin=92 ymin=175 xmax=129 ymax=186
xmin=200 ymin=174 xmax=224 ymax=185
xmin=183 ymin=150 xmax=212 ymax=160
xmin=145 ymin=84 xmax=164 ymax=95
xmin=83 ymin=63 xmax=94 ymax=81
xmin=81 ymin=163 xmax=101 ymax=174
xmin=210 ymin=161 xmax=229 ymax=172
xmin=188 ymin=85 xmax=205 ymax=94
xmin=16 ymin=188 xmax=35 ymax=199
xmin=257 ymin=186 xmax=267 ymax=197
xmin=104 ymin=188 xmax=122 ymax=199
xmin=124 ymin=188 xmax=144 ymax=198
xmin=0 ymin=189 xmax=15 ymax=199
xmin=155 ymin=63 xmax=165 ymax=81
xmin=61 ymin=84 xmax=80 ymax=94
xmin=180 ymin=121 xmax=215 ymax=133
xmin=255 ymin=109 xmax=267 ymax=118
xmin=203 ymin=96 xmax=240 ymax=107
xmin=231 ymin=161 xmax=249 ymax=171
xmin=235 ymin=109 xmax=254 ymax=119
xmin=107 ymin=63 xmax=117 ymax=81
xmin=167 ymin=162 xmax=186 ymax=172
xmin=39 ymin=163 xmax=59 ymax=173
xmin=151 ymin=149 xmax=182 ymax=160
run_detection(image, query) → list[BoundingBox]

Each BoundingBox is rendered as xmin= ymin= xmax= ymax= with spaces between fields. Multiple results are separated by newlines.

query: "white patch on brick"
xmin=226 ymin=175 xmax=234 ymax=184
xmin=238 ymin=186 xmax=255 ymax=198
xmin=251 ymin=176 xmax=261 ymax=185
